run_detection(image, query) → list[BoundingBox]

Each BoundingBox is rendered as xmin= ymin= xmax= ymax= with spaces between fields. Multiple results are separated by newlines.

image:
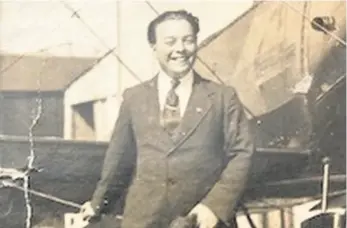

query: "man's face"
xmin=152 ymin=19 xmax=198 ymax=78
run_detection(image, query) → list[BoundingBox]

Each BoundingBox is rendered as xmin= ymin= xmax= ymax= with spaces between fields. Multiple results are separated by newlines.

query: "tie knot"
xmin=171 ymin=78 xmax=180 ymax=89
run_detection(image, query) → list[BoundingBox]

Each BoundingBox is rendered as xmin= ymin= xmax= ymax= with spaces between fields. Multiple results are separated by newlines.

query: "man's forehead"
xmin=155 ymin=19 xmax=195 ymax=36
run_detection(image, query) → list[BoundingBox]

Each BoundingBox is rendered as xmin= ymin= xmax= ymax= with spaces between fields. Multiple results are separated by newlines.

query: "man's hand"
xmin=169 ymin=214 xmax=198 ymax=228
xmin=188 ymin=204 xmax=219 ymax=228
xmin=80 ymin=201 xmax=96 ymax=222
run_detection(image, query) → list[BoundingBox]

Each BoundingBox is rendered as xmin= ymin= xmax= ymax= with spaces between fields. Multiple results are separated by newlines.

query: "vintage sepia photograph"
xmin=0 ymin=1 xmax=345 ymax=228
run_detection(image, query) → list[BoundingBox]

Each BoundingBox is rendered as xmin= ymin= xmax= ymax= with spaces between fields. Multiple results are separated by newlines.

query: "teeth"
xmin=172 ymin=57 xmax=186 ymax=60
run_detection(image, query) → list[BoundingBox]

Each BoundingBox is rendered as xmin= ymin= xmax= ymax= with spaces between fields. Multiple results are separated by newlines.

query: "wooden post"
xmin=321 ymin=156 xmax=331 ymax=213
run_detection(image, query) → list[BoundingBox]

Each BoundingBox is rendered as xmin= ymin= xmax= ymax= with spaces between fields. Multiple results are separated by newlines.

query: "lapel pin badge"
xmin=196 ymin=107 xmax=202 ymax=113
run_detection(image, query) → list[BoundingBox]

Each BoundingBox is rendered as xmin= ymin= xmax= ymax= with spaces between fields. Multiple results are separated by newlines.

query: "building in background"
xmin=0 ymin=54 xmax=96 ymax=137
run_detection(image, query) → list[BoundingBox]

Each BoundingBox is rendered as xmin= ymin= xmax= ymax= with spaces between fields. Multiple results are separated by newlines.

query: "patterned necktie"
xmin=161 ymin=78 xmax=181 ymax=135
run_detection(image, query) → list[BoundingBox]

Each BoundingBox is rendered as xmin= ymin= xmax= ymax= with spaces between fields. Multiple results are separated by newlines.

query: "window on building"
xmin=71 ymin=101 xmax=95 ymax=140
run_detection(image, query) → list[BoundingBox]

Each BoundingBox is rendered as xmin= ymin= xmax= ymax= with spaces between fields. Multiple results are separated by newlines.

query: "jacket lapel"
xmin=143 ymin=73 xmax=215 ymax=154
xmin=167 ymin=73 xmax=215 ymax=155
xmin=144 ymin=76 xmax=176 ymax=149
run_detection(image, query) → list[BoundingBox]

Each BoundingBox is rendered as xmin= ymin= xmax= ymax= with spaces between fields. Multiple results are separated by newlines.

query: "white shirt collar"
xmin=157 ymin=69 xmax=194 ymax=115
xmin=157 ymin=69 xmax=194 ymax=88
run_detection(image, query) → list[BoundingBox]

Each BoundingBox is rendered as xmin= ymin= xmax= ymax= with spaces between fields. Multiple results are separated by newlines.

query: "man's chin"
xmin=173 ymin=69 xmax=192 ymax=78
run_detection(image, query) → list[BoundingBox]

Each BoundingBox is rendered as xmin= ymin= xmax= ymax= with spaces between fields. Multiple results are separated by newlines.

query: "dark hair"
xmin=147 ymin=10 xmax=200 ymax=45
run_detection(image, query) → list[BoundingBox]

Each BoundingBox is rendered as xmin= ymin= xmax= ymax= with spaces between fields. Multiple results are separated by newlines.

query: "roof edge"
xmin=64 ymin=48 xmax=116 ymax=90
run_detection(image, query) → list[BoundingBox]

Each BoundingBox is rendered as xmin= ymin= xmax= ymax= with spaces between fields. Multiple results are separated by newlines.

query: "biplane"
xmin=0 ymin=1 xmax=345 ymax=228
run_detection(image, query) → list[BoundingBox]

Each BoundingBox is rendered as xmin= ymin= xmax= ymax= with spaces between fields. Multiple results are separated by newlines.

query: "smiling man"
xmin=81 ymin=10 xmax=254 ymax=228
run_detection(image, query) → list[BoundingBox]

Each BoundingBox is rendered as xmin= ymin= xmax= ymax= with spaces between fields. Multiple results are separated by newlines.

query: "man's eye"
xmin=185 ymin=39 xmax=195 ymax=44
xmin=184 ymin=37 xmax=196 ymax=44
xmin=164 ymin=39 xmax=176 ymax=45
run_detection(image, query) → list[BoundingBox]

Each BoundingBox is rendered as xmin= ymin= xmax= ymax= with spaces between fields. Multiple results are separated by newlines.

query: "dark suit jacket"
xmin=90 ymin=72 xmax=254 ymax=228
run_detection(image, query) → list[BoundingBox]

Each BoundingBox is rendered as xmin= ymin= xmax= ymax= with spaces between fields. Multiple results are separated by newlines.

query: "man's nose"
xmin=173 ymin=41 xmax=185 ymax=52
